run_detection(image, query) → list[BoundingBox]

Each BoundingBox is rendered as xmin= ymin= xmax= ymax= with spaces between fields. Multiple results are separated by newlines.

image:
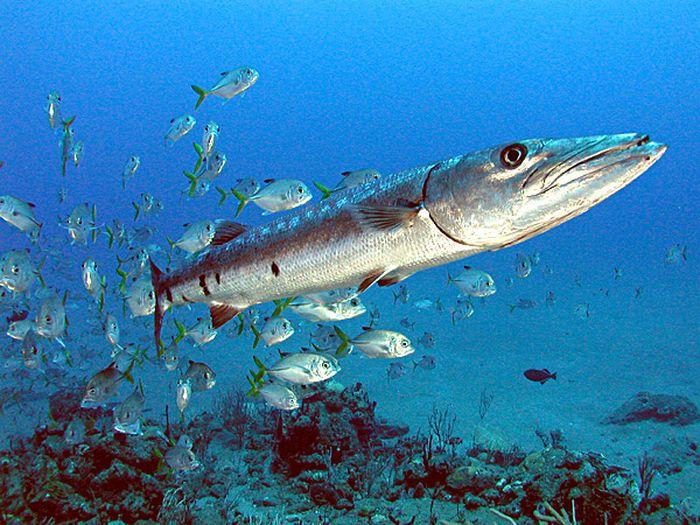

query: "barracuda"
xmin=151 ymin=133 xmax=666 ymax=344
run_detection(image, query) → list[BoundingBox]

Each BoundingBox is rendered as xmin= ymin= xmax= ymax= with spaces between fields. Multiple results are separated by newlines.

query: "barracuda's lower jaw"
xmin=545 ymin=135 xmax=667 ymax=195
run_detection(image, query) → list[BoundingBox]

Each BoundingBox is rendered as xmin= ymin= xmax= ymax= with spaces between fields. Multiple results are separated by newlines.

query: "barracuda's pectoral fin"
xmin=350 ymin=202 xmax=425 ymax=233
xmin=211 ymin=220 xmax=247 ymax=246
xmin=209 ymin=304 xmax=242 ymax=328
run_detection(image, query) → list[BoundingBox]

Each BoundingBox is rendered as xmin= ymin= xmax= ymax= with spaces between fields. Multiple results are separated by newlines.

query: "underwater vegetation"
xmin=0 ymin=381 xmax=697 ymax=524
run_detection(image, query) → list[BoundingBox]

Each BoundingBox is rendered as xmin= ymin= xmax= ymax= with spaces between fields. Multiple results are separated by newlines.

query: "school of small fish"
xmin=0 ymin=69 xmax=679 ymax=476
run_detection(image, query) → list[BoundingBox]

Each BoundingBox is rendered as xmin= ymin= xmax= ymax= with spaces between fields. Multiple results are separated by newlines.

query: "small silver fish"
xmin=122 ymin=156 xmax=140 ymax=189
xmin=0 ymin=249 xmax=43 ymax=294
xmin=21 ymin=331 xmax=42 ymax=370
xmin=165 ymin=445 xmax=200 ymax=471
xmin=574 ymin=303 xmax=590 ymax=319
xmin=126 ymin=279 xmax=155 ymax=318
xmin=266 ymin=352 xmax=340 ymax=385
xmin=315 ymin=168 xmax=382 ymax=199
xmin=114 ymin=383 xmax=145 ymax=435
xmin=45 ymin=91 xmax=62 ymax=129
xmin=309 ymin=324 xmax=340 ymax=351
xmin=515 ymin=254 xmax=532 ymax=278
xmin=200 ymin=151 xmax=226 ymax=182
xmin=237 ymin=179 xmax=312 ymax=215
xmin=70 ymin=141 xmax=84 ymax=167
xmin=450 ymin=298 xmax=474 ymax=324
xmin=417 ymin=331 xmax=435 ymax=349
xmin=231 ymin=178 xmax=260 ymax=200
xmin=256 ymin=317 xmax=294 ymax=347
xmin=35 ymin=291 xmax=67 ymax=345
xmin=58 ymin=121 xmax=74 ymax=176
xmin=413 ymin=354 xmax=436 ymax=371
xmin=192 ymin=67 xmax=259 ymax=109
xmin=7 ymin=319 xmax=34 ymax=341
xmin=104 ymin=313 xmax=121 ymax=347
xmin=387 ymin=362 xmax=408 ymax=380
xmin=164 ymin=115 xmax=196 ymax=145
xmin=290 ymin=296 xmax=366 ymax=323
xmin=168 ymin=220 xmax=216 ymax=254
xmin=61 ymin=203 xmax=99 ymax=245
xmin=81 ymin=257 xmax=104 ymax=302
xmin=176 ymin=377 xmax=191 ymax=414
xmin=393 ymin=284 xmax=410 ymax=304
xmin=665 ymin=244 xmax=687 ymax=265
xmin=133 ymin=193 xmax=164 ymax=220
xmin=413 ymin=299 xmax=435 ymax=310
xmin=400 ymin=317 xmax=416 ymax=331
xmin=183 ymin=360 xmax=216 ymax=392
xmin=448 ymin=266 xmax=496 ymax=297
xmin=258 ymin=382 xmax=300 ymax=410
xmin=0 ymin=195 xmax=42 ymax=237
xmin=81 ymin=362 xmax=124 ymax=408
xmin=201 ymin=121 xmax=220 ymax=157
xmin=186 ymin=317 xmax=217 ymax=346
xmin=304 ymin=287 xmax=357 ymax=305
xmin=337 ymin=327 xmax=414 ymax=359
xmin=162 ymin=346 xmax=179 ymax=372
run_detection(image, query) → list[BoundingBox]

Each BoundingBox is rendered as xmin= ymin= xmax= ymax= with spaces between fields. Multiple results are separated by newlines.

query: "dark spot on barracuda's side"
xmin=271 ymin=262 xmax=280 ymax=276
xmin=215 ymin=272 xmax=221 ymax=284
xmin=181 ymin=294 xmax=192 ymax=303
xmin=199 ymin=274 xmax=211 ymax=296
xmin=165 ymin=288 xmax=173 ymax=302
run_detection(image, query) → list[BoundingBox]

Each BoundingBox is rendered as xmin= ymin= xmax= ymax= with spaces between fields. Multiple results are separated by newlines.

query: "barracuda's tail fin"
xmin=150 ymin=258 xmax=166 ymax=351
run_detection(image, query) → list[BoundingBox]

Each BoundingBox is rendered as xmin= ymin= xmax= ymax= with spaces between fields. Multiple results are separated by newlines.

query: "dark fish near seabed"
xmin=524 ymin=368 xmax=557 ymax=384
xmin=148 ymin=134 xmax=666 ymax=346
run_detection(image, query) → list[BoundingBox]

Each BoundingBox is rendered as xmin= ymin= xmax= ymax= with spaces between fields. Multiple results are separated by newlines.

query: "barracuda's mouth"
xmin=524 ymin=134 xmax=667 ymax=196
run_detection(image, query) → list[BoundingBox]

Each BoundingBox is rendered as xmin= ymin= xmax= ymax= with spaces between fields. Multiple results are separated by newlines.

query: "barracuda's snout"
xmin=521 ymin=133 xmax=667 ymax=197
xmin=425 ymin=133 xmax=667 ymax=249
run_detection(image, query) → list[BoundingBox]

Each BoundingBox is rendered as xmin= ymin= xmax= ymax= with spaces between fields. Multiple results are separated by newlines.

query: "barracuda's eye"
xmin=500 ymin=144 xmax=528 ymax=169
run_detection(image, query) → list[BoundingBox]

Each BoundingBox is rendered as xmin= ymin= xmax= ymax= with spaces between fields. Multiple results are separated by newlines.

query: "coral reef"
xmin=0 ymin=383 xmax=696 ymax=524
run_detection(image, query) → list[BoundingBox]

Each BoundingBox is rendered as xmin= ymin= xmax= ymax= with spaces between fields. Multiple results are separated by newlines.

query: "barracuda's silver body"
xmin=151 ymin=133 xmax=666 ymax=342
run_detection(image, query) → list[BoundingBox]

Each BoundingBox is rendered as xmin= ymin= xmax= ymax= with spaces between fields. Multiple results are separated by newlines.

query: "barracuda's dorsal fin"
xmin=209 ymin=304 xmax=241 ymax=328
xmin=211 ymin=220 xmax=246 ymax=246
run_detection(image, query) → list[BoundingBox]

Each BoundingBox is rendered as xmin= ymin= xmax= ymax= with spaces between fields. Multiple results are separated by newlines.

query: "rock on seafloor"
xmin=603 ymin=391 xmax=700 ymax=426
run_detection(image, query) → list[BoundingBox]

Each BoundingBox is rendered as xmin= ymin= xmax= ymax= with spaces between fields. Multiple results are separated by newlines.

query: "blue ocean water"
xmin=0 ymin=2 xmax=698 ymax=523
